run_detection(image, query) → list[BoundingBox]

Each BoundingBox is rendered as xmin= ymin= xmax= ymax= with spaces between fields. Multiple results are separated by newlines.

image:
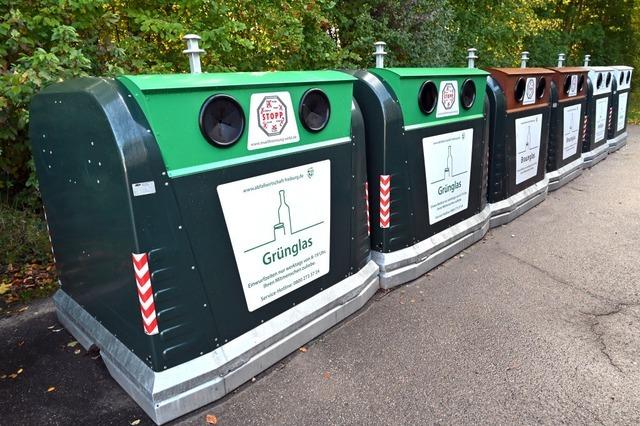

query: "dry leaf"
xmin=18 ymin=306 xmax=28 ymax=312
xmin=47 ymin=325 xmax=55 ymax=330
xmin=47 ymin=386 xmax=56 ymax=392
xmin=0 ymin=283 xmax=10 ymax=295
xmin=16 ymin=368 xmax=23 ymax=374
xmin=74 ymin=349 xmax=81 ymax=355
xmin=322 ymin=371 xmax=331 ymax=380
xmin=205 ymin=414 xmax=218 ymax=424
xmin=298 ymin=347 xmax=308 ymax=353
xmin=130 ymin=420 xmax=141 ymax=425
xmin=67 ymin=341 xmax=78 ymax=348
xmin=8 ymin=374 xmax=17 ymax=379
xmin=1 ymin=375 xmax=7 ymax=379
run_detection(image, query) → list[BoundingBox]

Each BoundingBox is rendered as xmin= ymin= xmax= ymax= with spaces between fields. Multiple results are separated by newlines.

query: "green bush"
xmin=0 ymin=202 xmax=52 ymax=267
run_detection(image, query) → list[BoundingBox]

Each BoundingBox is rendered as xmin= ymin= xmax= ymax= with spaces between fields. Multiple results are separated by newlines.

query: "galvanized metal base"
xmin=54 ymin=260 xmax=380 ymax=425
xmin=582 ymin=142 xmax=609 ymax=168
xmin=371 ymin=205 xmax=491 ymax=289
xmin=607 ymin=131 xmax=627 ymax=153
xmin=547 ymin=157 xmax=584 ymax=192
xmin=489 ymin=177 xmax=549 ymax=228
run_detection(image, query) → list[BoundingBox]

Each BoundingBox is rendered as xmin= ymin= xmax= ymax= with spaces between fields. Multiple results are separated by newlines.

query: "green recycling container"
xmin=607 ymin=66 xmax=633 ymax=152
xmin=29 ymin=71 xmax=379 ymax=424
xmin=545 ymin=65 xmax=588 ymax=191
xmin=583 ymin=66 xmax=614 ymax=167
xmin=346 ymin=67 xmax=490 ymax=289
xmin=485 ymin=65 xmax=553 ymax=227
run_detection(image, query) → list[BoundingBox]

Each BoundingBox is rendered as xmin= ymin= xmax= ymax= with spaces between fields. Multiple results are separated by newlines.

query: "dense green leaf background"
xmin=1 ymin=0 xmax=638 ymax=207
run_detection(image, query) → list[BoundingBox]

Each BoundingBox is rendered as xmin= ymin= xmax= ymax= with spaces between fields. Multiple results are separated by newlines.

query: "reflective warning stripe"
xmin=582 ymin=115 xmax=588 ymax=142
xmin=365 ymin=182 xmax=371 ymax=236
xmin=608 ymin=106 xmax=613 ymax=131
xmin=379 ymin=175 xmax=391 ymax=228
xmin=132 ymin=253 xmax=159 ymax=335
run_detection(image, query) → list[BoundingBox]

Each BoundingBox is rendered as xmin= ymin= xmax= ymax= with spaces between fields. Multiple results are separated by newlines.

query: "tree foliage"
xmin=1 ymin=0 xmax=638 ymax=206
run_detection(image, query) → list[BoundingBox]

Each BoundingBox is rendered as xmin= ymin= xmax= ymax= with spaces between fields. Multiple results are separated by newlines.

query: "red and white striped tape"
xmin=132 ymin=253 xmax=159 ymax=335
xmin=379 ymin=175 xmax=391 ymax=229
xmin=364 ymin=182 xmax=370 ymax=236
xmin=582 ymin=115 xmax=588 ymax=142
xmin=608 ymin=106 xmax=613 ymax=131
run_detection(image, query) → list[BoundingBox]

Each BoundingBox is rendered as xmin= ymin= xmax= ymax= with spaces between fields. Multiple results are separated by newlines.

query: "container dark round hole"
xmin=514 ymin=77 xmax=526 ymax=102
xmin=563 ymin=76 xmax=572 ymax=94
xmin=578 ymin=75 xmax=585 ymax=92
xmin=418 ymin=81 xmax=438 ymax=114
xmin=299 ymin=89 xmax=330 ymax=132
xmin=461 ymin=79 xmax=476 ymax=109
xmin=619 ymin=72 xmax=624 ymax=85
xmin=596 ymin=73 xmax=603 ymax=89
xmin=627 ymin=71 xmax=632 ymax=83
xmin=199 ymin=95 xmax=245 ymax=147
xmin=606 ymin=72 xmax=612 ymax=87
xmin=537 ymin=77 xmax=546 ymax=99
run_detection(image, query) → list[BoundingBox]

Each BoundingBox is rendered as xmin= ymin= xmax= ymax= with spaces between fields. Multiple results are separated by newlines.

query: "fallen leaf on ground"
xmin=67 ymin=341 xmax=78 ymax=348
xmin=0 ymin=283 xmax=10 ymax=295
xmin=74 ymin=349 xmax=81 ymax=355
xmin=52 ymin=328 xmax=63 ymax=333
xmin=322 ymin=371 xmax=331 ymax=380
xmin=205 ymin=414 xmax=218 ymax=424
xmin=47 ymin=325 xmax=55 ymax=329
xmin=8 ymin=374 xmax=17 ymax=379
xmin=16 ymin=368 xmax=23 ymax=374
xmin=17 ymin=341 xmax=24 ymax=347
xmin=47 ymin=386 xmax=56 ymax=392
xmin=1 ymin=375 xmax=6 ymax=379
xmin=18 ymin=306 xmax=28 ymax=312
xmin=130 ymin=420 xmax=141 ymax=425
xmin=298 ymin=347 xmax=308 ymax=353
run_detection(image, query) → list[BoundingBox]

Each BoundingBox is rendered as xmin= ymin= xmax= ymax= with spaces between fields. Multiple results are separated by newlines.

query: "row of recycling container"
xmin=30 ymin=43 xmax=633 ymax=423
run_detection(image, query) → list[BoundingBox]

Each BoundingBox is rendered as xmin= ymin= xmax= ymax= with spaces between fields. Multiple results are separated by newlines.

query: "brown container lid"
xmin=484 ymin=67 xmax=554 ymax=111
xmin=545 ymin=67 xmax=589 ymax=102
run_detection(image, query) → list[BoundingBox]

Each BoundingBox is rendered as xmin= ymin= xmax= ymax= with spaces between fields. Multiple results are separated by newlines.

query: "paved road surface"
xmin=2 ymin=127 xmax=639 ymax=425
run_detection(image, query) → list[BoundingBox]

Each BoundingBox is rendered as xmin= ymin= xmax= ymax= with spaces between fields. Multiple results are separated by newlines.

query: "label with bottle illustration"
xmin=594 ymin=97 xmax=608 ymax=143
xmin=217 ymin=160 xmax=331 ymax=312
xmin=422 ymin=128 xmax=473 ymax=224
xmin=514 ymin=114 xmax=542 ymax=184
xmin=617 ymin=92 xmax=628 ymax=132
xmin=562 ymin=104 xmax=582 ymax=160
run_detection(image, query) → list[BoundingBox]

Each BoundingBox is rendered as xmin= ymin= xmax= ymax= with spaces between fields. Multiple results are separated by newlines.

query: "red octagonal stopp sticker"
xmin=258 ymin=95 xmax=288 ymax=136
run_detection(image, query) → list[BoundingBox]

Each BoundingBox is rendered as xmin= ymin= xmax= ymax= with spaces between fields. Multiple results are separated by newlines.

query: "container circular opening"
xmin=536 ymin=77 xmax=546 ymax=99
xmin=461 ymin=79 xmax=476 ymax=110
xmin=418 ymin=81 xmax=438 ymax=115
xmin=596 ymin=73 xmax=603 ymax=89
xmin=299 ymin=89 xmax=331 ymax=132
xmin=606 ymin=72 xmax=612 ymax=88
xmin=514 ymin=77 xmax=526 ymax=102
xmin=563 ymin=76 xmax=572 ymax=94
xmin=627 ymin=71 xmax=632 ymax=84
xmin=199 ymin=94 xmax=245 ymax=147
xmin=619 ymin=73 xmax=624 ymax=85
xmin=578 ymin=75 xmax=585 ymax=92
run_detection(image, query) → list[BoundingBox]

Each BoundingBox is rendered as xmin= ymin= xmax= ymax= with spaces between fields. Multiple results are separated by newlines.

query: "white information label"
xmin=131 ymin=181 xmax=156 ymax=197
xmin=562 ymin=104 xmax=582 ymax=160
xmin=436 ymin=80 xmax=460 ymax=118
xmin=523 ymin=77 xmax=537 ymax=105
xmin=515 ymin=114 xmax=542 ymax=184
xmin=422 ymin=128 xmax=473 ymax=224
xmin=247 ymin=91 xmax=300 ymax=151
xmin=217 ymin=160 xmax=331 ymax=312
xmin=594 ymin=97 xmax=609 ymax=143
xmin=568 ymin=75 xmax=578 ymax=97
xmin=617 ymin=92 xmax=628 ymax=132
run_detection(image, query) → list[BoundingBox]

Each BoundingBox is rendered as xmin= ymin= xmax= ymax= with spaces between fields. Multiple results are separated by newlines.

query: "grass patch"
xmin=628 ymin=92 xmax=640 ymax=125
xmin=0 ymin=203 xmax=58 ymax=309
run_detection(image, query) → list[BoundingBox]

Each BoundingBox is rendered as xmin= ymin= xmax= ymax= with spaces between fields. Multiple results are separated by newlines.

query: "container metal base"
xmin=607 ymin=131 xmax=627 ymax=153
xmin=489 ymin=177 xmax=549 ymax=228
xmin=371 ymin=205 xmax=491 ymax=289
xmin=547 ymin=157 xmax=584 ymax=192
xmin=54 ymin=260 xmax=380 ymax=425
xmin=582 ymin=143 xmax=609 ymax=168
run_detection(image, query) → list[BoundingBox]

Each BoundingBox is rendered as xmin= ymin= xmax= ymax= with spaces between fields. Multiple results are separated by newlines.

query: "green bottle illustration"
xmin=277 ymin=190 xmax=292 ymax=235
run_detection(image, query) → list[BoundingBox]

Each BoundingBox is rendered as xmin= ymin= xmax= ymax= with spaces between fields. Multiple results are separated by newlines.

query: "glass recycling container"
xmin=485 ymin=55 xmax=553 ymax=227
xmin=29 ymin=70 xmax=379 ymax=424
xmin=346 ymin=62 xmax=490 ymax=289
xmin=607 ymin=65 xmax=633 ymax=152
xmin=545 ymin=60 xmax=588 ymax=191
xmin=582 ymin=64 xmax=614 ymax=167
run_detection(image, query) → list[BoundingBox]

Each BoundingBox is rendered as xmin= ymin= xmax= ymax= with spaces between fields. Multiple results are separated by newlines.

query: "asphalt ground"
xmin=2 ymin=126 xmax=640 ymax=425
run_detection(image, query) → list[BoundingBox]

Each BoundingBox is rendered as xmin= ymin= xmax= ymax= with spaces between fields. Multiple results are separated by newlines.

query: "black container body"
xmin=547 ymin=81 xmax=586 ymax=172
